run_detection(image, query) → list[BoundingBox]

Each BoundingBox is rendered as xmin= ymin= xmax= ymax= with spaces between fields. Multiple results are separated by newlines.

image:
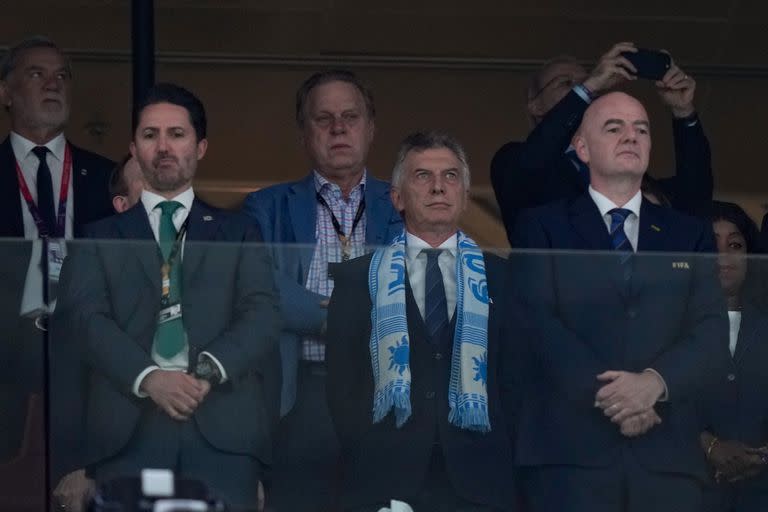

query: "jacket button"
xmin=627 ymin=309 xmax=637 ymax=319
xmin=434 ymin=352 xmax=443 ymax=360
xmin=425 ymin=391 xmax=435 ymax=399
xmin=727 ymin=373 xmax=736 ymax=382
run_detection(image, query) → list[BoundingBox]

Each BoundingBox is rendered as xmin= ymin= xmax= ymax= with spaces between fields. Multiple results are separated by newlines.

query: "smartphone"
xmin=621 ymin=49 xmax=671 ymax=80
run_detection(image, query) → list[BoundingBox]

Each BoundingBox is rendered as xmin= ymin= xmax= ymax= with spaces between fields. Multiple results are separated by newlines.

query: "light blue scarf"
xmin=368 ymin=230 xmax=491 ymax=432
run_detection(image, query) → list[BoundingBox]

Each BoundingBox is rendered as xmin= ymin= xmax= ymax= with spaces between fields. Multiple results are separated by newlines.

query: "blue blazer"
xmin=511 ymin=193 xmax=729 ymax=481
xmin=242 ymin=173 xmax=403 ymax=415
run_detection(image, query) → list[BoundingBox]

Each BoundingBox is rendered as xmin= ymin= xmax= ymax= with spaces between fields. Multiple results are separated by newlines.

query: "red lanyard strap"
xmin=15 ymin=144 xmax=72 ymax=238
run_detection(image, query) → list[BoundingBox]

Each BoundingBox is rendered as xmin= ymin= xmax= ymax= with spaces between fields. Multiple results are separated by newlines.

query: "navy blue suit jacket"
xmin=57 ymin=199 xmax=281 ymax=470
xmin=511 ymin=193 xmax=729 ymax=480
xmin=241 ymin=173 xmax=403 ymax=415
xmin=491 ymin=89 xmax=714 ymax=244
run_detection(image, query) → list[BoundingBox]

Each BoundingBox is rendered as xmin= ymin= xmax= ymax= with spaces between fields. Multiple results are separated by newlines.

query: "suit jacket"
xmin=702 ymin=302 xmax=768 ymax=491
xmin=57 ymin=199 xmax=281 ymax=469
xmin=511 ymin=194 xmax=730 ymax=480
xmin=326 ymin=251 xmax=518 ymax=510
xmin=491 ymin=89 xmax=714 ymax=244
xmin=241 ymin=173 xmax=403 ymax=415
xmin=0 ymin=135 xmax=113 ymax=474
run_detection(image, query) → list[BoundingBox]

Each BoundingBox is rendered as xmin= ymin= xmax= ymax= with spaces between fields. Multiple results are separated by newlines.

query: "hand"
xmin=709 ymin=440 xmax=765 ymax=480
xmin=582 ymin=42 xmax=638 ymax=94
xmin=140 ymin=370 xmax=210 ymax=421
xmin=618 ymin=407 xmax=662 ymax=438
xmin=595 ymin=370 xmax=665 ymax=423
xmin=53 ymin=469 xmax=95 ymax=512
xmin=656 ymin=57 xmax=696 ymax=118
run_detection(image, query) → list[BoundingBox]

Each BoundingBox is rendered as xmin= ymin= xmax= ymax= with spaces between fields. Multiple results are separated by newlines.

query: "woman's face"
xmin=713 ymin=219 xmax=748 ymax=297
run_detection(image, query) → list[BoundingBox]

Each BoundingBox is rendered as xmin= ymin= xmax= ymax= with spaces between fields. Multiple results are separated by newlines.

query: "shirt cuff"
xmin=674 ymin=112 xmax=699 ymax=127
xmin=133 ymin=366 xmax=161 ymax=398
xmin=201 ymin=351 xmax=228 ymax=383
xmin=572 ymin=84 xmax=594 ymax=104
xmin=643 ymin=368 xmax=669 ymax=402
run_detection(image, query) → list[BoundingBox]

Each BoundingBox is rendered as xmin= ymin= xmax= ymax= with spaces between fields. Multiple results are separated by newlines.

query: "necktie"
xmin=565 ymin=148 xmax=590 ymax=186
xmin=608 ymin=208 xmax=633 ymax=280
xmin=154 ymin=201 xmax=185 ymax=358
xmin=423 ymin=249 xmax=448 ymax=341
xmin=32 ymin=146 xmax=56 ymax=236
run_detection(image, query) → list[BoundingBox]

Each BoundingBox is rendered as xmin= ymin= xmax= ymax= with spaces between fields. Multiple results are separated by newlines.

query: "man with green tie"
xmin=59 ymin=83 xmax=280 ymax=510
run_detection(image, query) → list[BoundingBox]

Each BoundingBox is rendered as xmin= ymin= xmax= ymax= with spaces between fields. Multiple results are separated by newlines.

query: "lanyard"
xmin=316 ymin=192 xmax=366 ymax=261
xmin=160 ymin=218 xmax=189 ymax=301
xmin=15 ymin=144 xmax=72 ymax=238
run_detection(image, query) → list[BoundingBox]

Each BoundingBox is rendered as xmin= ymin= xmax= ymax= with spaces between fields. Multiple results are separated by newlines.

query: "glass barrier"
xmin=25 ymin=239 xmax=767 ymax=512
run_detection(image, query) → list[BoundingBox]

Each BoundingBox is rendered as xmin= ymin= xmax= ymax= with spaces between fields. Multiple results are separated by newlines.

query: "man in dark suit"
xmin=242 ymin=70 xmax=402 ymax=511
xmin=58 ymin=83 xmax=280 ymax=509
xmin=491 ymin=42 xmax=713 ymax=243
xmin=327 ymin=131 xmax=518 ymax=512
xmin=511 ymin=91 xmax=729 ymax=512
xmin=0 ymin=35 xmax=113 ymax=509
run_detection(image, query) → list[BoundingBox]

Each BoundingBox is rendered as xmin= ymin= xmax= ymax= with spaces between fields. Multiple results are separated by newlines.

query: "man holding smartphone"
xmin=491 ymin=42 xmax=712 ymax=244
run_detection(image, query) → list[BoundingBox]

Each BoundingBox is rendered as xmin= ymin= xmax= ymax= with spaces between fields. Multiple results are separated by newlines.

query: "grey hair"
xmin=0 ymin=35 xmax=70 ymax=81
xmin=391 ymin=131 xmax=470 ymax=189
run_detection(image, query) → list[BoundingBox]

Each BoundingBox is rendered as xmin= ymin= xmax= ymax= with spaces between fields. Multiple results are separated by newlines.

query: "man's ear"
xmin=0 ymin=80 xmax=11 ymax=109
xmin=573 ymin=133 xmax=589 ymax=163
xmin=527 ymin=98 xmax=544 ymax=120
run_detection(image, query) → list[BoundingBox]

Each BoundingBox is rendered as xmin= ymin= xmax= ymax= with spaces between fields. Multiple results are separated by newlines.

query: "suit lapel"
xmin=0 ymin=137 xmax=25 ymax=237
xmin=365 ymin=179 xmax=395 ymax=246
xmin=287 ymin=174 xmax=318 ymax=276
xmin=568 ymin=194 xmax=612 ymax=250
xmin=733 ymin=305 xmax=759 ymax=364
xmin=182 ymin=199 xmax=220 ymax=286
xmin=631 ymin=200 xmax=669 ymax=298
xmin=116 ymin=203 xmax=160 ymax=286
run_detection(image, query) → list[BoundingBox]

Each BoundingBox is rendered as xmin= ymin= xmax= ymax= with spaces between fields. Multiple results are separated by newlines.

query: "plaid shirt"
xmin=302 ymin=171 xmax=368 ymax=361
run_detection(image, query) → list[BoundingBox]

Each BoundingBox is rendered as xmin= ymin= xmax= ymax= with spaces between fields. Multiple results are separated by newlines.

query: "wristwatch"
xmin=194 ymin=354 xmax=223 ymax=384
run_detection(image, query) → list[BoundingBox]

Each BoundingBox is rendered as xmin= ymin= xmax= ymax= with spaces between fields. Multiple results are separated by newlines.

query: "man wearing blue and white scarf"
xmin=327 ymin=132 xmax=519 ymax=512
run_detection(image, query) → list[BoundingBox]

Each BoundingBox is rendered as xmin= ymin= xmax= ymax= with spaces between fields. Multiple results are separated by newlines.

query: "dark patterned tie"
xmin=608 ymin=208 xmax=633 ymax=281
xmin=32 ymin=146 xmax=56 ymax=236
xmin=423 ymin=249 xmax=448 ymax=341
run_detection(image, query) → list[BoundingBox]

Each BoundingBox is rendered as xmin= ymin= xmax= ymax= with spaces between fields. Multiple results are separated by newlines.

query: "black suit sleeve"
xmin=657 ymin=114 xmax=713 ymax=217
xmin=491 ymin=90 xmax=588 ymax=242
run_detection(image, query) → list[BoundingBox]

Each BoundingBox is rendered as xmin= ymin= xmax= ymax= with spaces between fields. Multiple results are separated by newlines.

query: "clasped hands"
xmin=594 ymin=370 xmax=666 ymax=438
xmin=140 ymin=370 xmax=211 ymax=421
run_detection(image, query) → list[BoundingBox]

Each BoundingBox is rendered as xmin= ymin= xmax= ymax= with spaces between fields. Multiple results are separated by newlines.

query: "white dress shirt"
xmin=12 ymin=132 xmax=74 ymax=316
xmin=588 ymin=186 xmax=642 ymax=251
xmin=405 ymin=232 xmax=458 ymax=321
xmin=132 ymin=188 xmax=227 ymax=396
xmin=728 ymin=311 xmax=742 ymax=357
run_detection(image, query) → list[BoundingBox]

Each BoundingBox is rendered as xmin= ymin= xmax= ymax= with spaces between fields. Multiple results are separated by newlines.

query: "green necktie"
xmin=154 ymin=201 xmax=185 ymax=359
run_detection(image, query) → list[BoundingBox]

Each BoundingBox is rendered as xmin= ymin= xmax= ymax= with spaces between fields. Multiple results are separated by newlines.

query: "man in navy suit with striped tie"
xmin=512 ymin=91 xmax=729 ymax=512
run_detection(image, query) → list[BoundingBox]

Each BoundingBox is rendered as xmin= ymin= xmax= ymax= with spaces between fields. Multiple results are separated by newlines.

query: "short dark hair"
xmin=132 ymin=83 xmax=207 ymax=141
xmin=295 ymin=70 xmax=375 ymax=128
xmin=0 ymin=35 xmax=71 ymax=81
xmin=391 ymin=130 xmax=470 ymax=188
xmin=109 ymin=154 xmax=133 ymax=199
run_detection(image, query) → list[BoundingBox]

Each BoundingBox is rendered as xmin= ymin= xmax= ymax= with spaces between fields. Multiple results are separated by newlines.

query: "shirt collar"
xmin=588 ymin=186 xmax=642 ymax=219
xmin=313 ymin=169 xmax=367 ymax=196
xmin=405 ymin=231 xmax=458 ymax=262
xmin=10 ymin=131 xmax=66 ymax=162
xmin=141 ymin=187 xmax=195 ymax=216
